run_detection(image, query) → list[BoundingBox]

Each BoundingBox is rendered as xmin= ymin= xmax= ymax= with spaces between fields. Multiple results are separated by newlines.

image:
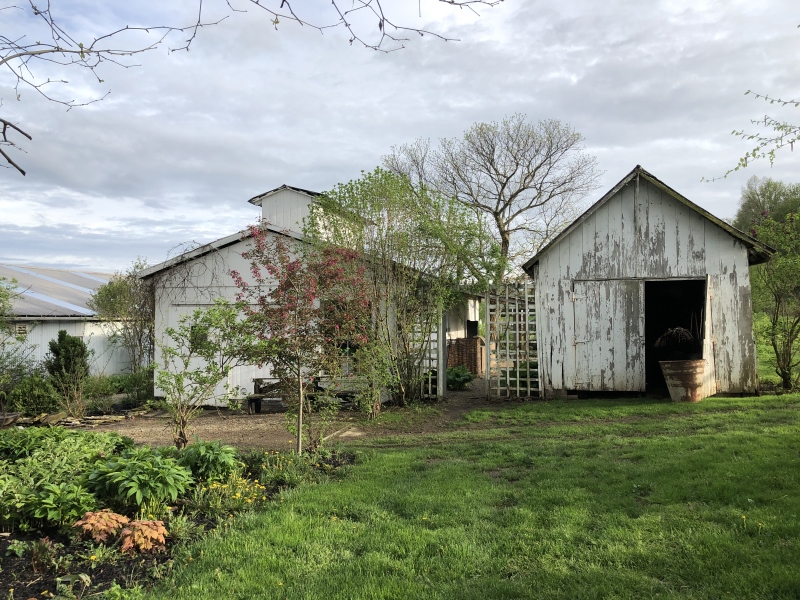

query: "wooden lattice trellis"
xmin=486 ymin=282 xmax=538 ymax=397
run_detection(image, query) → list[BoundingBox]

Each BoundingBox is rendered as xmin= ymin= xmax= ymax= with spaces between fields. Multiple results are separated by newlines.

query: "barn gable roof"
xmin=247 ymin=184 xmax=321 ymax=206
xmin=522 ymin=165 xmax=775 ymax=275
xmin=138 ymin=225 xmax=303 ymax=280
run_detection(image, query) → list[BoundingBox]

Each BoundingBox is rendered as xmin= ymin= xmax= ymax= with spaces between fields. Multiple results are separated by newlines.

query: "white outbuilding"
xmin=1 ymin=264 xmax=129 ymax=374
xmin=140 ymin=185 xmax=474 ymax=403
xmin=522 ymin=166 xmax=773 ymax=399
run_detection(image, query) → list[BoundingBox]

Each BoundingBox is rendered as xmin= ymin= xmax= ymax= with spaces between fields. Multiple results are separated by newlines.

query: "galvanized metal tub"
xmin=659 ymin=360 xmax=705 ymax=403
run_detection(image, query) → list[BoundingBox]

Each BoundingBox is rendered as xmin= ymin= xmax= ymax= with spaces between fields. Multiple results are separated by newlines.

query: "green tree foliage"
xmin=87 ymin=258 xmax=155 ymax=403
xmin=232 ymin=232 xmax=371 ymax=451
xmin=384 ymin=115 xmax=599 ymax=279
xmin=305 ymin=168 xmax=490 ymax=406
xmin=751 ymin=215 xmax=800 ymax=389
xmin=155 ymin=300 xmax=251 ymax=449
xmin=0 ymin=277 xmax=12 ymax=322
xmin=733 ymin=176 xmax=800 ymax=233
xmin=724 ymin=91 xmax=800 ymax=178
xmin=43 ymin=330 xmax=92 ymax=418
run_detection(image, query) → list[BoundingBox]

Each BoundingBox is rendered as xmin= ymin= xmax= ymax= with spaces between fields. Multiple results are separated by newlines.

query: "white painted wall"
xmin=256 ymin=188 xmax=316 ymax=235
xmin=10 ymin=320 xmax=130 ymax=376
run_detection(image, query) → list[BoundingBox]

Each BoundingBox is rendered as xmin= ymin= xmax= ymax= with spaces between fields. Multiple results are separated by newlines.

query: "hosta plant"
xmin=73 ymin=509 xmax=130 ymax=543
xmin=87 ymin=446 xmax=193 ymax=510
xmin=119 ymin=519 xmax=169 ymax=554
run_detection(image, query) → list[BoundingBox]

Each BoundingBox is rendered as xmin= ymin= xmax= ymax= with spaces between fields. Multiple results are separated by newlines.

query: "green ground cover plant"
xmin=0 ymin=428 xmax=340 ymax=597
xmin=146 ymin=394 xmax=800 ymax=599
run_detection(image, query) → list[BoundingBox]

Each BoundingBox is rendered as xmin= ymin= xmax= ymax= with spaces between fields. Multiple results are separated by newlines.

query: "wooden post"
xmin=437 ymin=310 xmax=446 ymax=401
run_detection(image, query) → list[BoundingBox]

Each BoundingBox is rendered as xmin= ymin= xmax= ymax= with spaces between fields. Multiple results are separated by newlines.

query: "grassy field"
xmin=148 ymin=395 xmax=800 ymax=599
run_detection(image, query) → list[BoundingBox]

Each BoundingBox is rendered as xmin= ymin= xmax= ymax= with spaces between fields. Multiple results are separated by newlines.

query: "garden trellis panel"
xmin=485 ymin=282 xmax=538 ymax=398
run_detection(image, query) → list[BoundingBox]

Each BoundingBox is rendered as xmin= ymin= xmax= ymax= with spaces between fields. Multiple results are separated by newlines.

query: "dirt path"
xmin=96 ymin=379 xmax=514 ymax=451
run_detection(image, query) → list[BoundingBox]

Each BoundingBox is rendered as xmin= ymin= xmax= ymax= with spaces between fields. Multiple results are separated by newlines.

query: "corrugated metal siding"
xmin=535 ymin=176 xmax=757 ymax=395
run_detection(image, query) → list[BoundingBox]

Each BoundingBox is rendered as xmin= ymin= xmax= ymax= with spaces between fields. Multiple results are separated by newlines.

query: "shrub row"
xmin=0 ymin=429 xmax=243 ymax=530
xmin=0 ymin=427 xmax=338 ymax=532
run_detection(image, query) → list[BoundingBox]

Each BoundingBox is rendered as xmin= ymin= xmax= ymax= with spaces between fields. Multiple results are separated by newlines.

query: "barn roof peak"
xmin=522 ymin=165 xmax=774 ymax=274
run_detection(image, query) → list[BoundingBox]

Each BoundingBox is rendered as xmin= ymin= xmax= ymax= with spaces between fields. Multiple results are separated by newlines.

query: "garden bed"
xmin=0 ymin=426 xmax=354 ymax=598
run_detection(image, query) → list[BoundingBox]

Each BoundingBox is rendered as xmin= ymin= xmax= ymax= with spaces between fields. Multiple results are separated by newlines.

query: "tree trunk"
xmin=296 ymin=373 xmax=304 ymax=454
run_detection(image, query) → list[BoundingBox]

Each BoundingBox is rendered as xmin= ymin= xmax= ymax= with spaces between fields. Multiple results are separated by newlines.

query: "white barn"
xmin=1 ymin=264 xmax=129 ymax=375
xmin=140 ymin=185 xmax=473 ymax=402
xmin=522 ymin=166 xmax=773 ymax=399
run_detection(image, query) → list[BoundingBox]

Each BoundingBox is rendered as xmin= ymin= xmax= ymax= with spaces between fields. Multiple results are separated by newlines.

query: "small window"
xmin=15 ymin=323 xmax=28 ymax=336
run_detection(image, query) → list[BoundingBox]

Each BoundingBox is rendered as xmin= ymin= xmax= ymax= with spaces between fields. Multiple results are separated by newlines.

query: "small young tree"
xmin=87 ymin=258 xmax=155 ymax=403
xmin=155 ymin=299 xmax=252 ymax=449
xmin=305 ymin=168 xmax=492 ymax=405
xmin=43 ymin=330 xmax=92 ymax=418
xmin=751 ymin=215 xmax=800 ymax=389
xmin=232 ymin=229 xmax=371 ymax=453
xmin=0 ymin=277 xmax=40 ymax=417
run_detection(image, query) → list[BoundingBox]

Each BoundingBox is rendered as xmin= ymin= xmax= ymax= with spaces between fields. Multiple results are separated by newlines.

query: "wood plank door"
xmin=572 ymin=279 xmax=645 ymax=391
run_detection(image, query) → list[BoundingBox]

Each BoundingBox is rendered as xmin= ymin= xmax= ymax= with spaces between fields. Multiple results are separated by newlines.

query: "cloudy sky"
xmin=1 ymin=0 xmax=798 ymax=272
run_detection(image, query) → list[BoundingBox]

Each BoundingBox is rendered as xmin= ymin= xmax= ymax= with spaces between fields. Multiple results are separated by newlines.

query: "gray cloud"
xmin=1 ymin=0 xmax=798 ymax=270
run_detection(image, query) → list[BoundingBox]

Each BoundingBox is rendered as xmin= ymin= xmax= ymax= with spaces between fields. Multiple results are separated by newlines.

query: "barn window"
xmin=15 ymin=323 xmax=28 ymax=336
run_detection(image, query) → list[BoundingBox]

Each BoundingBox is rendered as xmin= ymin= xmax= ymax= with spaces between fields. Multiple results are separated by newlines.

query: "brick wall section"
xmin=447 ymin=337 xmax=485 ymax=377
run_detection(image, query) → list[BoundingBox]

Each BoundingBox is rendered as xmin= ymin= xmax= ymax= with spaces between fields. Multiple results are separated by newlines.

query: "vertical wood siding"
xmin=535 ymin=176 xmax=757 ymax=395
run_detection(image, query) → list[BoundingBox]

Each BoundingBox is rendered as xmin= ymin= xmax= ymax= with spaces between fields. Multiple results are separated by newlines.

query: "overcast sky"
xmin=1 ymin=0 xmax=798 ymax=272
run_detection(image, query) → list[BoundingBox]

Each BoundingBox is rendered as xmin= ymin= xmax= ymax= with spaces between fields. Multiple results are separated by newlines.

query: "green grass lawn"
xmin=148 ymin=396 xmax=800 ymax=599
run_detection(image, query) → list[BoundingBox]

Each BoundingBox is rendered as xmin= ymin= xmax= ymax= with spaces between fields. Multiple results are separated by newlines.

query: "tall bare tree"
xmin=1 ymin=0 xmax=501 ymax=175
xmin=384 ymin=114 xmax=599 ymax=280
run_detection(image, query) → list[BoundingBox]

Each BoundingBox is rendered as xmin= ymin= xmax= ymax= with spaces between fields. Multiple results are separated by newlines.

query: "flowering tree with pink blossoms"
xmin=231 ymin=226 xmax=371 ymax=453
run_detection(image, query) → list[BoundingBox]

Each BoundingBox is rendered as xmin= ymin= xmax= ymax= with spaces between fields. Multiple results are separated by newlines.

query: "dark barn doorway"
xmin=644 ymin=279 xmax=706 ymax=394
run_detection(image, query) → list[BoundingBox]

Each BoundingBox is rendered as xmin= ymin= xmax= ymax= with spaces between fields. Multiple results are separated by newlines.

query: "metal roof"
xmin=0 ymin=264 xmax=110 ymax=319
xmin=138 ymin=225 xmax=303 ymax=280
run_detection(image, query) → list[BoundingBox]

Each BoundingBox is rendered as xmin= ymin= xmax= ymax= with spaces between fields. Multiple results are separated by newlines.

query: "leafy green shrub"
xmin=8 ymin=373 xmax=60 ymax=416
xmin=0 ymin=471 xmax=27 ymax=525
xmin=23 ymin=481 xmax=96 ymax=525
xmin=118 ymin=369 xmax=154 ymax=406
xmin=0 ymin=427 xmax=132 ymax=462
xmin=447 ymin=364 xmax=474 ymax=390
xmin=44 ymin=330 xmax=92 ymax=418
xmin=179 ymin=439 xmax=239 ymax=483
xmin=87 ymin=447 xmax=193 ymax=510
xmin=84 ymin=374 xmax=120 ymax=414
xmin=0 ymin=428 xmax=134 ymax=528
xmin=0 ymin=335 xmax=39 ymax=409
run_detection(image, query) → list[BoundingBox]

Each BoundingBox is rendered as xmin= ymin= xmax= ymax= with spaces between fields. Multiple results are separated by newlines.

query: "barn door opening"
xmin=644 ymin=279 xmax=706 ymax=394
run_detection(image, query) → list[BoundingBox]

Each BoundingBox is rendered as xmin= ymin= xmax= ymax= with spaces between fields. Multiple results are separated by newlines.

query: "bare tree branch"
xmin=1 ymin=0 xmax=502 ymax=176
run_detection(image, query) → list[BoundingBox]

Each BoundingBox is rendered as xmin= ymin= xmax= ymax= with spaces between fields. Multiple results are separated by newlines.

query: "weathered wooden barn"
xmin=522 ymin=165 xmax=774 ymax=398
